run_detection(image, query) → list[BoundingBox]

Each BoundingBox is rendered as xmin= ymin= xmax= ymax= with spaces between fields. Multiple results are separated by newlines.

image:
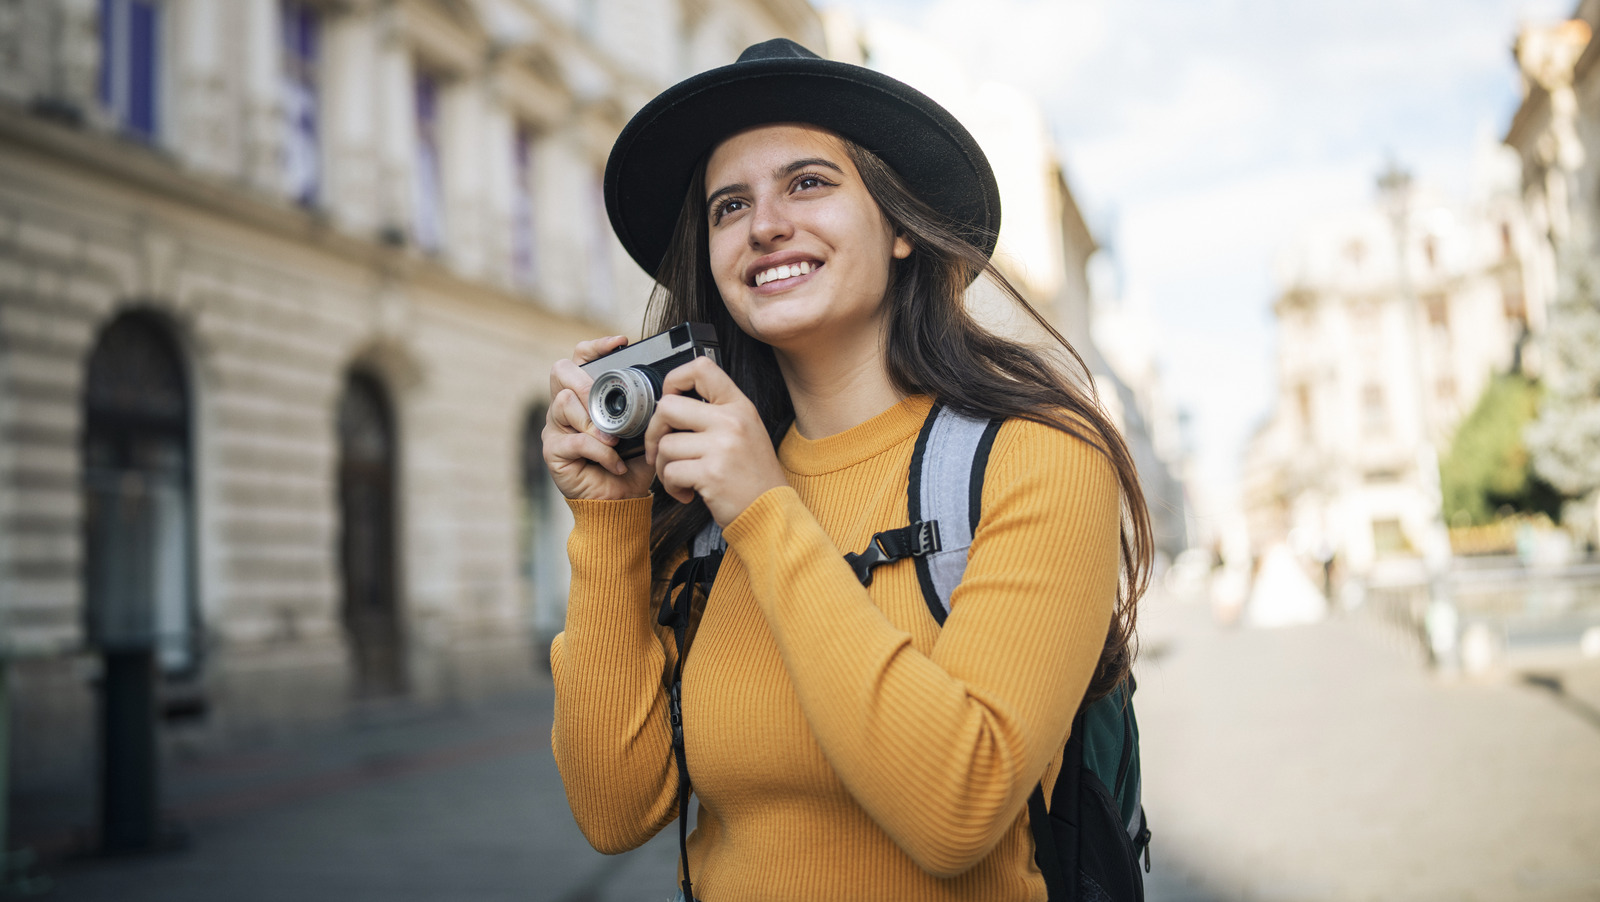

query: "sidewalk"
xmin=1136 ymin=593 xmax=1600 ymax=902
xmin=27 ymin=687 xmax=682 ymax=902
xmin=21 ymin=595 xmax=1600 ymax=901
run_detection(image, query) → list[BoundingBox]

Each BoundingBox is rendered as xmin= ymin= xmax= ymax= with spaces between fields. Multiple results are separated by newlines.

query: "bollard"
xmin=100 ymin=647 xmax=160 ymax=854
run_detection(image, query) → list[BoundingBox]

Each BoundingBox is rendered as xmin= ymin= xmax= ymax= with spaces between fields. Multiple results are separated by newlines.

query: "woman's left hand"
xmin=643 ymin=356 xmax=787 ymax=526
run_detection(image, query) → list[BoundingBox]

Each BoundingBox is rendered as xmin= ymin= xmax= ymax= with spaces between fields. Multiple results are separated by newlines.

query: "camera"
xmin=580 ymin=322 xmax=721 ymax=459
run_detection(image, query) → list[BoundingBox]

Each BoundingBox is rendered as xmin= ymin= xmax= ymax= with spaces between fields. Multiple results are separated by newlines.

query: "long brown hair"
xmin=642 ymin=134 xmax=1152 ymax=703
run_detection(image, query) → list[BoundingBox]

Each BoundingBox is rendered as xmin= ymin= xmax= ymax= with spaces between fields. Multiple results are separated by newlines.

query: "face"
xmin=704 ymin=124 xmax=912 ymax=357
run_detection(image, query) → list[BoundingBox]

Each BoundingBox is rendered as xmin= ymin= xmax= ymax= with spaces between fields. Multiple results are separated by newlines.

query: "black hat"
xmin=604 ymin=38 xmax=1001 ymax=278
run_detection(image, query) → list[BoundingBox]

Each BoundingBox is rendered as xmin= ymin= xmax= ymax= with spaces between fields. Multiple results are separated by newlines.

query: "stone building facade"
xmin=0 ymin=0 xmax=821 ymax=846
xmin=1243 ymin=168 xmax=1537 ymax=578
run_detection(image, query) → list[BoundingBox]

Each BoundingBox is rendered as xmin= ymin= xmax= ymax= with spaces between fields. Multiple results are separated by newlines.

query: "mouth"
xmin=750 ymin=260 xmax=821 ymax=288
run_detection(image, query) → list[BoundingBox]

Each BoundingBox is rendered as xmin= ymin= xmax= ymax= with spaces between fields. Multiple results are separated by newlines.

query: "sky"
xmin=819 ymin=0 xmax=1574 ymax=530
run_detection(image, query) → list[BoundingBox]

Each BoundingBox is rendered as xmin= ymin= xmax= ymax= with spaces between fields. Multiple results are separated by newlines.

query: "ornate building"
xmin=1243 ymin=161 xmax=1536 ymax=579
xmin=0 ymin=0 xmax=821 ymax=849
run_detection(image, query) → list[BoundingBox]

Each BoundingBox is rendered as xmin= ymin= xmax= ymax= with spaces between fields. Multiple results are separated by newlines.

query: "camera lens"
xmin=604 ymin=388 xmax=627 ymax=419
xmin=587 ymin=368 xmax=657 ymax=438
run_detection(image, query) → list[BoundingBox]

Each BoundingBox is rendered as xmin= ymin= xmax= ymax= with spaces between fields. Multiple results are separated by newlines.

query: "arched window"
xmin=82 ymin=311 xmax=196 ymax=675
xmin=337 ymin=371 xmax=405 ymax=696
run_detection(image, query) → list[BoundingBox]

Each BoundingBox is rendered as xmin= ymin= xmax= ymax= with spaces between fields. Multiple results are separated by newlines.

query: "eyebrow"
xmin=705 ymin=157 xmax=847 ymax=214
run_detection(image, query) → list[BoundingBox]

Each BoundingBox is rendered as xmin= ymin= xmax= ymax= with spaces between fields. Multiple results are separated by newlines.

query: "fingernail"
xmin=614 ymin=462 xmax=628 ymax=475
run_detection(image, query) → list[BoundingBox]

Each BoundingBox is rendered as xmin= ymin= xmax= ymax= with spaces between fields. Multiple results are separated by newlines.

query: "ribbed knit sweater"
xmin=551 ymin=394 xmax=1120 ymax=901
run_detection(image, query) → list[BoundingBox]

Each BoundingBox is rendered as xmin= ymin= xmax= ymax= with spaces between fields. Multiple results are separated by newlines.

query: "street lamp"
xmin=1377 ymin=158 xmax=1459 ymax=671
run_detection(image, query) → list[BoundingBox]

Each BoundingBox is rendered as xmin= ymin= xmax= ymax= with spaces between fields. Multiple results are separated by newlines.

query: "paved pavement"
xmin=16 ymin=590 xmax=1600 ymax=902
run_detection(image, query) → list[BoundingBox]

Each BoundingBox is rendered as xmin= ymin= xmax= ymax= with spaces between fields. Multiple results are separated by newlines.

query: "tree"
xmin=1441 ymin=373 xmax=1562 ymax=526
xmin=1525 ymin=252 xmax=1600 ymax=507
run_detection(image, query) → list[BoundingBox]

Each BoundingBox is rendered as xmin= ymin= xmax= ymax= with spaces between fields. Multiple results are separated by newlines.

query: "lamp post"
xmin=1377 ymin=159 xmax=1458 ymax=671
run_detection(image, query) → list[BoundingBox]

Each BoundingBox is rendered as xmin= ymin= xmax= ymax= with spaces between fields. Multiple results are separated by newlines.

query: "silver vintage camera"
xmin=580 ymin=322 xmax=721 ymax=459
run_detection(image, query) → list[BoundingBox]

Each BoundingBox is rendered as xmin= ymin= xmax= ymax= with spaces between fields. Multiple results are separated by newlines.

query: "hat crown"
xmin=735 ymin=38 xmax=820 ymax=63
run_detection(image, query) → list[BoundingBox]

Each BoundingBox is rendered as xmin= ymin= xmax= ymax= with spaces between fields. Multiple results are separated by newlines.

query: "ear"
xmin=892 ymin=234 xmax=913 ymax=260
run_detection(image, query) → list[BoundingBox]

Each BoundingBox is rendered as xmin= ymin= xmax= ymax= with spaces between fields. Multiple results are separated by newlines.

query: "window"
xmin=512 ymin=127 xmax=537 ymax=287
xmin=99 ymin=0 xmax=162 ymax=140
xmin=1361 ymin=383 xmax=1388 ymax=436
xmin=83 ymin=312 xmax=196 ymax=676
xmin=412 ymin=71 xmax=445 ymax=252
xmin=1372 ymin=518 xmax=1409 ymax=556
xmin=1294 ymin=383 xmax=1313 ymax=439
xmin=1502 ymin=288 xmax=1526 ymax=322
xmin=280 ymin=0 xmax=321 ymax=205
xmin=1423 ymin=292 xmax=1448 ymax=328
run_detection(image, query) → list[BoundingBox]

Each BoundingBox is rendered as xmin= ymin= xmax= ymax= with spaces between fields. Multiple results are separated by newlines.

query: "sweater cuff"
xmin=564 ymin=496 xmax=655 ymax=630
xmin=566 ymin=495 xmax=654 ymax=543
xmin=722 ymin=485 xmax=803 ymax=549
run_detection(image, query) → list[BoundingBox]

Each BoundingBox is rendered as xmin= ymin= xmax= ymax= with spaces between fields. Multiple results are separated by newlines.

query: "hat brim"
xmin=605 ymin=56 xmax=1001 ymax=279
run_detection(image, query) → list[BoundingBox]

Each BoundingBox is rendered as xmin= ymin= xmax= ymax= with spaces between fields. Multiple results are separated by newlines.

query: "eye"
xmin=793 ymin=173 xmax=834 ymax=193
xmin=709 ymin=197 xmax=747 ymax=225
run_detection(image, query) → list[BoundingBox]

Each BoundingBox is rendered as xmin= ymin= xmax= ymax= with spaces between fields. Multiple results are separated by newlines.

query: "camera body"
xmin=580 ymin=322 xmax=721 ymax=459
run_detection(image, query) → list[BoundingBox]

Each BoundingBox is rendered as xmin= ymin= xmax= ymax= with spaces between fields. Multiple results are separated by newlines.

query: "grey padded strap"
xmin=918 ymin=407 xmax=993 ymax=618
xmin=692 ymin=521 xmax=725 ymax=557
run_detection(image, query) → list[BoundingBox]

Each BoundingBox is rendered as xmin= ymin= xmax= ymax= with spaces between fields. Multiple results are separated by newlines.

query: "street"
xmin=23 ymin=590 xmax=1600 ymax=902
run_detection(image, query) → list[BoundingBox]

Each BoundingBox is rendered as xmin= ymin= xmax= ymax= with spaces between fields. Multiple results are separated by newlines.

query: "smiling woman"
xmin=545 ymin=39 xmax=1154 ymax=902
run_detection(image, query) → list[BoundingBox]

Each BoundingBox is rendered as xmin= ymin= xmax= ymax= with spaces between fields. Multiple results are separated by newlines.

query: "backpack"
xmin=657 ymin=403 xmax=1151 ymax=902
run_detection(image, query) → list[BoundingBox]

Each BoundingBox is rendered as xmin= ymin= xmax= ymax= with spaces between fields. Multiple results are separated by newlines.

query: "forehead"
xmin=705 ymin=123 xmax=854 ymax=189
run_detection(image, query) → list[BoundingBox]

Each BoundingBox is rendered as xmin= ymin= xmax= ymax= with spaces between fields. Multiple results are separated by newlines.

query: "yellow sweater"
xmin=551 ymin=394 xmax=1120 ymax=901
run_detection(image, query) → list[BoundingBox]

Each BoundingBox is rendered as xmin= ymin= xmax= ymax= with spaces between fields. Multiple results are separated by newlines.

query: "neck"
xmin=775 ymin=328 xmax=904 ymax=439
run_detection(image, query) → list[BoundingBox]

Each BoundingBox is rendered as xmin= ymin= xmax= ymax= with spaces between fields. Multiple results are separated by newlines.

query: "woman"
xmin=546 ymin=39 xmax=1151 ymax=901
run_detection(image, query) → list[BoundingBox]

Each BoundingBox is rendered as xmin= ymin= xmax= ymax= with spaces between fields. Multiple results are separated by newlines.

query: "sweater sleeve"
xmin=720 ymin=420 xmax=1121 ymax=877
xmin=549 ymin=496 xmax=680 ymax=854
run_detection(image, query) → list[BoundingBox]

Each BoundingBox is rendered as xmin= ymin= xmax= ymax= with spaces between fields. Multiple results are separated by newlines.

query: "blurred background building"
xmin=1241 ymin=0 xmax=1600 ymax=660
xmin=824 ymin=11 xmax=1192 ymax=564
xmin=1245 ymin=155 xmax=1536 ymax=580
xmin=0 ymin=0 xmax=823 ymax=849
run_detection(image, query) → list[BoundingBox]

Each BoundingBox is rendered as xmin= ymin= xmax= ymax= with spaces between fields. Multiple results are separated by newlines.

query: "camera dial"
xmin=588 ymin=367 xmax=659 ymax=438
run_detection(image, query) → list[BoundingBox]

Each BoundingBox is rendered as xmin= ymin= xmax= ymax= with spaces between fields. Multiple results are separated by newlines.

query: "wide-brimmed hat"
xmin=604 ymin=38 xmax=1001 ymax=279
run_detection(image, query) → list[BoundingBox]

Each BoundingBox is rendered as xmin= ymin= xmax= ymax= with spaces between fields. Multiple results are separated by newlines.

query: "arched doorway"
xmin=337 ymin=371 xmax=405 ymax=696
xmin=82 ymin=311 xmax=196 ymax=852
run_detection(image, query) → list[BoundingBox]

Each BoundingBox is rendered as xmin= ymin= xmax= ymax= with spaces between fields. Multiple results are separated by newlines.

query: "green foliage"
xmin=1441 ymin=373 xmax=1563 ymax=526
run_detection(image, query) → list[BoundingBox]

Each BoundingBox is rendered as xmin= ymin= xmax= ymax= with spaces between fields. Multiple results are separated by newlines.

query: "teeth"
xmin=755 ymin=261 xmax=814 ymax=286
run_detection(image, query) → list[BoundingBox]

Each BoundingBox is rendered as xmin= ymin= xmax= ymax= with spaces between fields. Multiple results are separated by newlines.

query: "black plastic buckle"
xmin=668 ymin=682 xmax=685 ymax=750
xmin=844 ymin=541 xmax=886 ymax=586
xmin=844 ymin=521 xmax=941 ymax=587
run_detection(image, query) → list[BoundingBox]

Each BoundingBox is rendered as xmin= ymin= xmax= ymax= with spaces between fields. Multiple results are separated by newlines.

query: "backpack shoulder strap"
xmin=692 ymin=520 xmax=726 ymax=558
xmin=659 ymin=518 xmax=724 ymax=902
xmin=908 ymin=403 xmax=1004 ymax=626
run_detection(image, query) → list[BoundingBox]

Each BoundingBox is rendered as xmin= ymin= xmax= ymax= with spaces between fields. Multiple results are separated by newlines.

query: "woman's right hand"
xmin=543 ymin=336 xmax=657 ymax=501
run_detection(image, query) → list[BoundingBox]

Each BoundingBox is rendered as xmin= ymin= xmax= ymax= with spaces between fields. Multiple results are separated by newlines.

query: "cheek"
xmin=708 ymin=233 xmax=741 ymax=290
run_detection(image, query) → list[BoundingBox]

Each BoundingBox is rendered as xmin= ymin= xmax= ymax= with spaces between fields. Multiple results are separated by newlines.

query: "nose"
xmin=748 ymin=197 xmax=793 ymax=248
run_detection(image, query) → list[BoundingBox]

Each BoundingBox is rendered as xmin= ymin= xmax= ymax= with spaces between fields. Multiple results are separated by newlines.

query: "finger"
xmin=655 ymin=457 xmax=699 ymax=505
xmin=550 ymin=357 xmax=595 ymax=401
xmin=660 ymin=355 xmax=739 ymax=405
xmin=547 ymin=388 xmax=592 ymax=434
xmin=545 ymin=429 xmax=630 ymax=477
xmin=642 ymin=393 xmax=721 ymax=466
xmin=572 ymin=335 xmax=630 ymax=366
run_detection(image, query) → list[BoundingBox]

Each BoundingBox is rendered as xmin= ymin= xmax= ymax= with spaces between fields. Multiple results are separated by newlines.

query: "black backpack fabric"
xmin=657 ymin=403 xmax=1151 ymax=901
